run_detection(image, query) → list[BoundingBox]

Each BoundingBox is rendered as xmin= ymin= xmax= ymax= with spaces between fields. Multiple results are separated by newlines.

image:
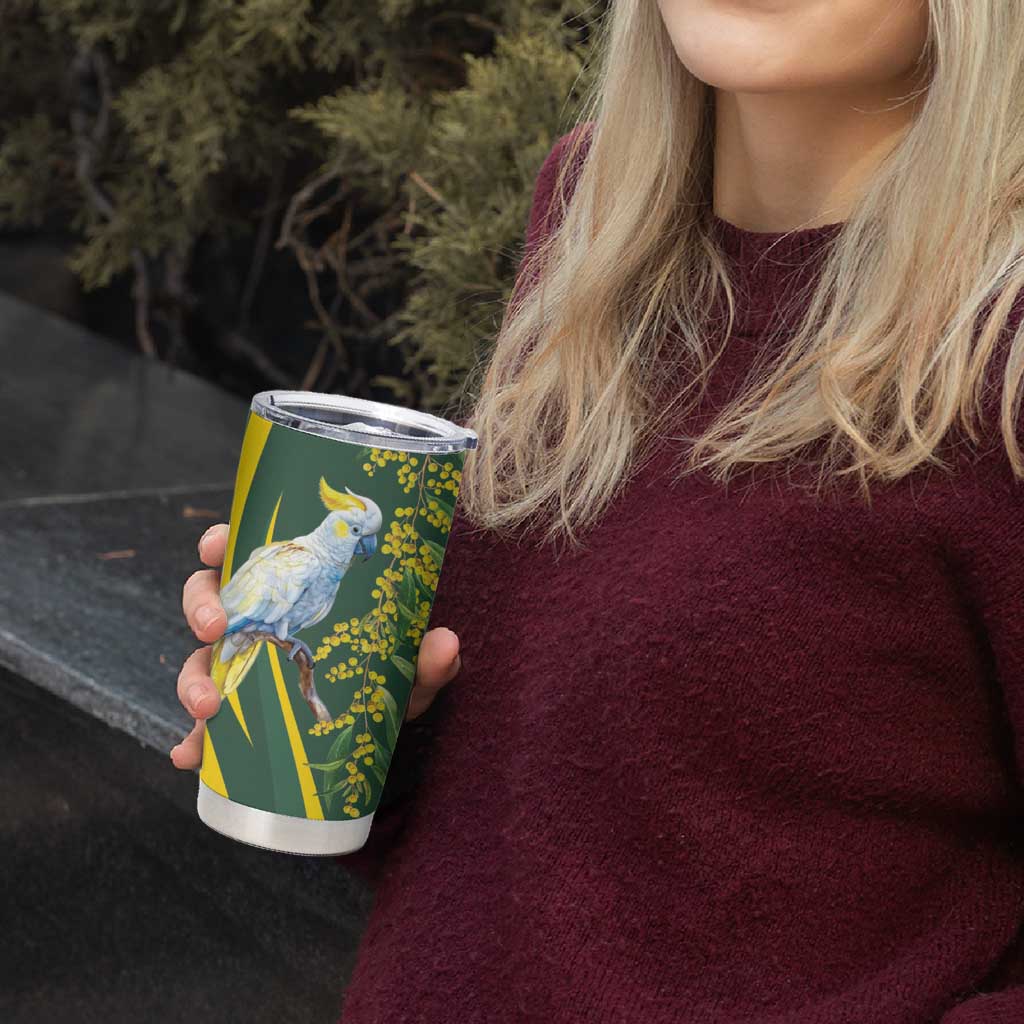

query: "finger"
xmin=182 ymin=568 xmax=227 ymax=643
xmin=198 ymin=523 xmax=230 ymax=568
xmin=176 ymin=647 xmax=222 ymax=720
xmin=414 ymin=626 xmax=461 ymax=688
xmin=407 ymin=627 xmax=461 ymax=720
xmin=170 ymin=718 xmax=206 ymax=770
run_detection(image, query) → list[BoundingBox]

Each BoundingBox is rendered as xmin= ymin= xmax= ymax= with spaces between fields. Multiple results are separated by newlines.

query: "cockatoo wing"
xmin=221 ymin=541 xmax=322 ymax=636
xmin=301 ymin=591 xmax=338 ymax=633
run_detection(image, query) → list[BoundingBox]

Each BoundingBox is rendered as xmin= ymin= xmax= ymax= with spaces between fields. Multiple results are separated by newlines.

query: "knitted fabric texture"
xmin=336 ymin=123 xmax=1024 ymax=1024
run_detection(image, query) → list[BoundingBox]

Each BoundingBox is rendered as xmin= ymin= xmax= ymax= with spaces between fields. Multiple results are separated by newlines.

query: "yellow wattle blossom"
xmin=310 ymin=443 xmax=464 ymax=818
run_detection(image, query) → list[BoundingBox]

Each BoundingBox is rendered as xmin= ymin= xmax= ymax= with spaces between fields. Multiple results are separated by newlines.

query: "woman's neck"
xmin=712 ymin=81 xmax=926 ymax=233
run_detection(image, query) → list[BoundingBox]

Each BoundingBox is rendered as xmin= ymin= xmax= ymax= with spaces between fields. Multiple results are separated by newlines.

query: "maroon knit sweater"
xmin=336 ymin=123 xmax=1024 ymax=1024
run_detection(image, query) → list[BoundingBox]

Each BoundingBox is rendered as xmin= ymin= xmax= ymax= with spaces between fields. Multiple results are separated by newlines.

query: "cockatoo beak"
xmin=355 ymin=532 xmax=378 ymax=561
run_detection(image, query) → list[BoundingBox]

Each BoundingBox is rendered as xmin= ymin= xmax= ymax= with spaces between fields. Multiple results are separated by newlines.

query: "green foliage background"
xmin=0 ymin=0 xmax=603 ymax=410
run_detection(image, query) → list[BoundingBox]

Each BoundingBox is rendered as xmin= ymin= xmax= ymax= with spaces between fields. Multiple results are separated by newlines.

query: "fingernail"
xmin=188 ymin=684 xmax=210 ymax=714
xmin=199 ymin=525 xmax=217 ymax=547
xmin=195 ymin=605 xmax=218 ymax=630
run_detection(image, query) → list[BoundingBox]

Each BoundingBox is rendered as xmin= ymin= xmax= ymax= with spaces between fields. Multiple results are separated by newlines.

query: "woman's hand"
xmin=169 ymin=523 xmax=462 ymax=769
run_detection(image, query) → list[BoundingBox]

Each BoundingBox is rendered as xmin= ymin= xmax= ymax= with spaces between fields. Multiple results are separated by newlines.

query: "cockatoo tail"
xmin=196 ymin=390 xmax=477 ymax=855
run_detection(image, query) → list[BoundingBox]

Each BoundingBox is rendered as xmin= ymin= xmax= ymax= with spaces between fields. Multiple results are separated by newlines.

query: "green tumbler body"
xmin=197 ymin=390 xmax=477 ymax=855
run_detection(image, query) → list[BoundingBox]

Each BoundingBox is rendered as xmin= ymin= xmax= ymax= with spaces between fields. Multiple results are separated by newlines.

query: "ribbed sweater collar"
xmin=707 ymin=211 xmax=845 ymax=338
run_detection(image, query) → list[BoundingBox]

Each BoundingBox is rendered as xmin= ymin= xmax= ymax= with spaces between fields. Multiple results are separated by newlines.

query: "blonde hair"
xmin=452 ymin=0 xmax=1024 ymax=549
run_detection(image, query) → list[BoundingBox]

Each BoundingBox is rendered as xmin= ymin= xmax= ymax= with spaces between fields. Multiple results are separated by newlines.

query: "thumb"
xmin=406 ymin=627 xmax=461 ymax=720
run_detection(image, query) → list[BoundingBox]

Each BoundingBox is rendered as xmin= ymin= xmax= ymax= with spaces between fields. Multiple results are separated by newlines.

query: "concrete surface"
xmin=0 ymin=665 xmax=373 ymax=1023
xmin=0 ymin=292 xmax=245 ymax=751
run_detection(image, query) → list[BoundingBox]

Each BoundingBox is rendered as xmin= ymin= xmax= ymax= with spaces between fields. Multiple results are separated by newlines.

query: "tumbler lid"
xmin=251 ymin=390 xmax=478 ymax=455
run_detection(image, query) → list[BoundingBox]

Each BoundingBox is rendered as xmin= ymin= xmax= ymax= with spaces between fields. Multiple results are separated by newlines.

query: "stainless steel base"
xmin=197 ymin=782 xmax=373 ymax=856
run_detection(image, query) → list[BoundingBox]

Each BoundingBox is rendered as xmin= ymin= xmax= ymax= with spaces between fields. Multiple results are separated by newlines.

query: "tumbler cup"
xmin=196 ymin=390 xmax=477 ymax=855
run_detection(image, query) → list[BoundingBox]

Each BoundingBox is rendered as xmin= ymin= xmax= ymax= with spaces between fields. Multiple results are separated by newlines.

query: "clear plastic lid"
xmin=251 ymin=390 xmax=478 ymax=455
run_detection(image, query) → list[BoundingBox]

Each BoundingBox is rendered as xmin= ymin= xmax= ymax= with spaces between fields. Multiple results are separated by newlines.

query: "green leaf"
xmin=394 ymin=583 xmax=418 ymax=624
xmin=430 ymin=494 xmax=455 ymax=517
xmin=376 ymin=686 xmax=401 ymax=751
xmin=423 ymin=537 xmax=446 ymax=567
xmin=391 ymin=571 xmax=419 ymax=634
xmin=377 ymin=614 xmax=398 ymax=646
xmin=392 ymin=599 xmax=415 ymax=639
xmin=315 ymin=777 xmax=352 ymax=798
xmin=393 ymin=608 xmax=415 ymax=640
xmin=370 ymin=761 xmax=388 ymax=788
xmin=416 ymin=580 xmax=435 ymax=611
xmin=326 ymin=725 xmax=354 ymax=764
xmin=390 ymin=653 xmax=415 ymax=683
xmin=306 ymin=756 xmax=354 ymax=772
xmin=399 ymin=568 xmax=419 ymax=607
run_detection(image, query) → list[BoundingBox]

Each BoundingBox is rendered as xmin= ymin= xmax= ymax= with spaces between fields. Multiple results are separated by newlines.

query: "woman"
xmin=174 ymin=1 xmax=1024 ymax=1020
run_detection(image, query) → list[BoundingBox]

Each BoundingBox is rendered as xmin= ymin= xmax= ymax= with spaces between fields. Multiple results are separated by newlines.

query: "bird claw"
xmin=287 ymin=638 xmax=314 ymax=664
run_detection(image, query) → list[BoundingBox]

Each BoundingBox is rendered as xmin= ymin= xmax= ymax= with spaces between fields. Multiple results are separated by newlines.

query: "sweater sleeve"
xmin=939 ymin=367 xmax=1024 ymax=1021
xmin=336 ymin=126 xmax=583 ymax=888
xmin=941 ymin=991 xmax=1024 ymax=1024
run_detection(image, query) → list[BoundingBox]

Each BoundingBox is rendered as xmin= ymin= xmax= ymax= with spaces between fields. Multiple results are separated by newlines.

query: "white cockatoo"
xmin=210 ymin=477 xmax=383 ymax=708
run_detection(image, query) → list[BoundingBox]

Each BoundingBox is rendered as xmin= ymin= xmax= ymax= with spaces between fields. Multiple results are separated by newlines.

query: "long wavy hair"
xmin=453 ymin=0 xmax=1024 ymax=549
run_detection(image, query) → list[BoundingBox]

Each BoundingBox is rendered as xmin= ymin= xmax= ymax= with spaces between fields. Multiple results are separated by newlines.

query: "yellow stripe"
xmin=267 ymin=645 xmax=324 ymax=820
xmin=200 ymin=411 xmax=272 ymax=792
xmin=227 ymin=691 xmax=253 ymax=745
xmin=200 ymin=727 xmax=228 ymax=797
xmin=265 ymin=493 xmax=282 ymax=545
xmin=223 ymin=411 xmax=273 ymax=583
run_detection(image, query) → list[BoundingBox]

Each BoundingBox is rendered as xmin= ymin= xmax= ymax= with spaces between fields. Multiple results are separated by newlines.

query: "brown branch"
xmin=301 ymin=336 xmax=329 ymax=390
xmin=248 ymin=631 xmax=331 ymax=723
xmin=70 ymin=46 xmax=157 ymax=358
xmin=130 ymin=250 xmax=158 ymax=358
xmin=239 ymin=161 xmax=286 ymax=331
xmin=408 ymin=170 xmax=447 ymax=207
xmin=403 ymin=191 xmax=417 ymax=235
xmin=395 ymin=47 xmax=469 ymax=72
xmin=219 ymin=330 xmax=296 ymax=388
xmin=324 ymin=201 xmax=353 ymax=278
xmin=276 ymin=163 xmax=353 ymax=381
xmin=294 ymin=246 xmax=347 ymax=359
xmin=275 ymin=164 xmax=341 ymax=252
xmin=322 ymin=204 xmax=381 ymax=326
xmin=293 ymin=182 xmax=348 ymax=243
xmin=424 ymin=11 xmax=502 ymax=35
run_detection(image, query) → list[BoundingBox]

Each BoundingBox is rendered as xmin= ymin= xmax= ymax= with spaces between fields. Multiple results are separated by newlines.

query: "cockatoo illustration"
xmin=210 ymin=477 xmax=383 ymax=717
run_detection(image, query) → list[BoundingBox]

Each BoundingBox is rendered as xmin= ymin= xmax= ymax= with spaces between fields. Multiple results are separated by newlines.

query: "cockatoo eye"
xmin=352 ymin=525 xmax=361 ymax=534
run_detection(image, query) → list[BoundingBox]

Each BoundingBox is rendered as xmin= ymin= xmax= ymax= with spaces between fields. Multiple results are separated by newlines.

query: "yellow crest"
xmin=319 ymin=476 xmax=367 ymax=512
